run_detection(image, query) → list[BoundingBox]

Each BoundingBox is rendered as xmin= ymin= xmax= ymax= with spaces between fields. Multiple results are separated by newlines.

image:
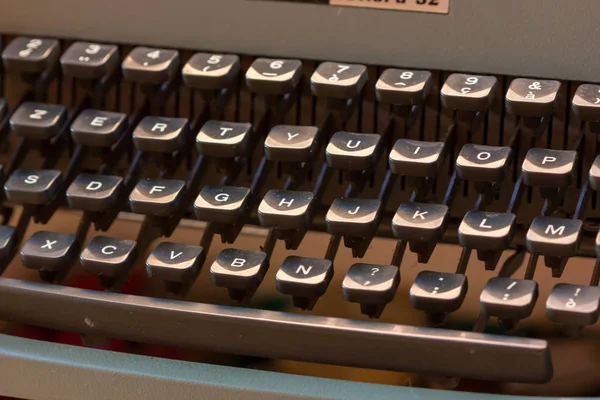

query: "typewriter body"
xmin=1 ymin=1 xmax=600 ymax=399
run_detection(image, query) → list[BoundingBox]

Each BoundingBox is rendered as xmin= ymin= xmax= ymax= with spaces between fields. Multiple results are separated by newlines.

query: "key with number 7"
xmin=311 ymin=62 xmax=368 ymax=99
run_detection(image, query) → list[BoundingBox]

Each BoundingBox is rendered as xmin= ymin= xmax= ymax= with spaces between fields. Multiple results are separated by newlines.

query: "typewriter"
xmin=0 ymin=0 xmax=599 ymax=399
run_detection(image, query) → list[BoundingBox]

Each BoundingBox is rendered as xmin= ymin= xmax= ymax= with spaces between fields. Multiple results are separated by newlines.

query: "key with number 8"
xmin=376 ymin=69 xmax=432 ymax=106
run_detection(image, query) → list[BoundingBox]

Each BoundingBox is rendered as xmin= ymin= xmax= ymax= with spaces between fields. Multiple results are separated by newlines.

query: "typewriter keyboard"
xmin=2 ymin=35 xmax=600 ymax=389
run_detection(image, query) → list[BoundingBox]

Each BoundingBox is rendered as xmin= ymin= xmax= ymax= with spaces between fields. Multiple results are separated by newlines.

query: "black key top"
xmin=210 ymin=248 xmax=269 ymax=301
xmin=441 ymin=74 xmax=498 ymax=111
xmin=546 ymin=283 xmax=600 ymax=326
xmin=480 ymin=277 xmax=538 ymax=320
xmin=275 ymin=256 xmax=334 ymax=310
xmin=121 ymin=47 xmax=180 ymax=85
xmin=80 ymin=236 xmax=138 ymax=283
xmin=326 ymin=198 xmax=382 ymax=237
xmin=60 ymin=42 xmax=119 ymax=80
xmin=456 ymin=144 xmax=512 ymax=183
xmin=132 ymin=116 xmax=189 ymax=153
xmin=245 ymin=58 xmax=303 ymax=95
xmin=196 ymin=120 xmax=253 ymax=157
xmin=458 ymin=211 xmax=516 ymax=251
xmin=342 ymin=263 xmax=399 ymax=318
xmin=182 ymin=53 xmax=240 ymax=91
xmin=0 ymin=99 xmax=7 ymax=120
xmin=589 ymin=155 xmax=600 ymax=191
xmin=410 ymin=271 xmax=468 ymax=314
xmin=392 ymin=202 xmax=449 ymax=262
xmin=66 ymin=174 xmax=123 ymax=212
xmin=2 ymin=37 xmax=60 ymax=73
xmin=129 ymin=179 xmax=186 ymax=217
xmin=21 ymin=231 xmax=78 ymax=272
xmin=572 ymin=84 xmax=600 ymax=122
xmin=264 ymin=125 xmax=320 ymax=162
xmin=70 ymin=109 xmax=127 ymax=147
xmin=522 ymin=148 xmax=577 ymax=188
xmin=526 ymin=217 xmax=582 ymax=258
xmin=4 ymin=169 xmax=62 ymax=205
xmin=194 ymin=185 xmax=250 ymax=224
xmin=10 ymin=102 xmax=66 ymax=140
xmin=146 ymin=242 xmax=205 ymax=284
xmin=258 ymin=190 xmax=315 ymax=229
xmin=311 ymin=62 xmax=368 ymax=99
xmin=389 ymin=139 xmax=445 ymax=177
xmin=326 ymin=131 xmax=382 ymax=171
xmin=375 ymin=69 xmax=432 ymax=106
xmin=505 ymin=79 xmax=561 ymax=117
xmin=0 ymin=226 xmax=17 ymax=271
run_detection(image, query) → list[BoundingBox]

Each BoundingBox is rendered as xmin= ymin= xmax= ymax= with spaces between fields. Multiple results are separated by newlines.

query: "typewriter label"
xmin=328 ymin=0 xmax=449 ymax=14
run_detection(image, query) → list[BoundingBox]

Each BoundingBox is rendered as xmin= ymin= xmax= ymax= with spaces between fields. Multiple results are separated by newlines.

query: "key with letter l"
xmin=210 ymin=248 xmax=269 ymax=302
xmin=276 ymin=256 xmax=334 ymax=310
xmin=342 ymin=263 xmax=399 ymax=318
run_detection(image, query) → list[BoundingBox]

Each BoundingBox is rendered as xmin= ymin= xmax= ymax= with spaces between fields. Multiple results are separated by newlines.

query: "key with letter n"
xmin=276 ymin=256 xmax=333 ymax=310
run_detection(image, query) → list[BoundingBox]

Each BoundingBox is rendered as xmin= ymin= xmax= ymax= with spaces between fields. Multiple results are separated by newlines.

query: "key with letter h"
xmin=276 ymin=256 xmax=334 ymax=310
xmin=210 ymin=248 xmax=269 ymax=302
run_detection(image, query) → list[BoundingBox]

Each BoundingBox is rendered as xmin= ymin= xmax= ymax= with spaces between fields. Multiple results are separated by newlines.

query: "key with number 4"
xmin=122 ymin=47 xmax=180 ymax=85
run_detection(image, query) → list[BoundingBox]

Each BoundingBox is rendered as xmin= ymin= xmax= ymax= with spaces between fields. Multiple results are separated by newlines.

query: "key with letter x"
xmin=21 ymin=231 xmax=79 ymax=282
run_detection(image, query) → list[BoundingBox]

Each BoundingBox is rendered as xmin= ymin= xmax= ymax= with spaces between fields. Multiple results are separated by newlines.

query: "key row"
xmin=4 ymin=37 xmax=600 ymax=121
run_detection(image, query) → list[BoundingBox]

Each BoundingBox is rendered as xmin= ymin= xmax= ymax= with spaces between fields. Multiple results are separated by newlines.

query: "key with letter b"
xmin=276 ymin=256 xmax=334 ymax=310
xmin=210 ymin=249 xmax=269 ymax=302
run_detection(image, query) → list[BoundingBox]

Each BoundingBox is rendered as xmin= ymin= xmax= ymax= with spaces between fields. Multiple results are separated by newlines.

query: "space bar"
xmin=0 ymin=278 xmax=552 ymax=383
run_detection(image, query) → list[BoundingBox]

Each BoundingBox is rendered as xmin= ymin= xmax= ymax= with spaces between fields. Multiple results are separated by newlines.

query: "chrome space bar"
xmin=0 ymin=278 xmax=552 ymax=383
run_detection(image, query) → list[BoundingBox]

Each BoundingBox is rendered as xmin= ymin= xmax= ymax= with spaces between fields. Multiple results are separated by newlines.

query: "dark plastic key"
xmin=326 ymin=198 xmax=382 ymax=238
xmin=182 ymin=53 xmax=240 ymax=91
xmin=522 ymin=148 xmax=577 ymax=188
xmin=245 ymin=58 xmax=303 ymax=95
xmin=2 ymin=37 xmax=60 ymax=73
xmin=129 ymin=179 xmax=186 ymax=217
xmin=326 ymin=132 xmax=382 ymax=171
xmin=275 ymin=256 xmax=334 ymax=310
xmin=389 ymin=139 xmax=445 ymax=177
xmin=146 ymin=242 xmax=205 ymax=284
xmin=526 ymin=217 xmax=582 ymax=258
xmin=4 ymin=169 xmax=62 ymax=205
xmin=60 ymin=42 xmax=119 ymax=80
xmin=480 ymin=277 xmax=538 ymax=320
xmin=505 ymin=79 xmax=561 ymax=117
xmin=572 ymin=84 xmax=600 ymax=122
xmin=311 ymin=62 xmax=368 ymax=99
xmin=80 ymin=236 xmax=138 ymax=285
xmin=264 ymin=125 xmax=320 ymax=162
xmin=590 ymin=155 xmax=600 ymax=190
xmin=132 ymin=116 xmax=189 ymax=153
xmin=66 ymin=174 xmax=123 ymax=212
xmin=392 ymin=202 xmax=449 ymax=262
xmin=410 ymin=271 xmax=468 ymax=314
xmin=194 ymin=186 xmax=250 ymax=224
xmin=546 ymin=284 xmax=600 ymax=326
xmin=456 ymin=144 xmax=512 ymax=183
xmin=342 ymin=263 xmax=400 ymax=318
xmin=20 ymin=231 xmax=78 ymax=273
xmin=196 ymin=120 xmax=253 ymax=157
xmin=121 ymin=47 xmax=180 ymax=85
xmin=375 ymin=69 xmax=432 ymax=106
xmin=0 ymin=226 xmax=17 ymax=272
xmin=441 ymin=74 xmax=498 ymax=112
xmin=459 ymin=211 xmax=516 ymax=251
xmin=70 ymin=109 xmax=127 ymax=147
xmin=210 ymin=248 xmax=269 ymax=301
xmin=10 ymin=102 xmax=66 ymax=140
xmin=258 ymin=190 xmax=315 ymax=229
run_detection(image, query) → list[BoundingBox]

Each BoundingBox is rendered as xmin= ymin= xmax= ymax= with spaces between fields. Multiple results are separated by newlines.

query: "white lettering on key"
xmin=41 ymin=240 xmax=57 ymax=250
xmin=460 ymin=87 xmax=472 ymax=94
xmin=479 ymin=218 xmax=492 ymax=229
xmin=542 ymin=156 xmax=556 ymax=164
xmin=545 ymin=224 xmax=565 ymax=236
xmin=278 ymin=198 xmax=294 ymax=208
xmin=413 ymin=210 xmax=428 ymax=220
xmin=151 ymin=123 xmax=167 ymax=133
xmin=85 ymin=181 xmax=102 ymax=191
xmin=85 ymin=44 xmax=101 ymax=55
xmin=219 ymin=127 xmax=233 ymax=136
xmin=101 ymin=245 xmax=117 ymax=255
xmin=296 ymin=265 xmax=312 ymax=275
xmin=346 ymin=140 xmax=361 ymax=149
xmin=215 ymin=193 xmax=230 ymax=202
xmin=170 ymin=251 xmax=183 ymax=260
xmin=595 ymin=98 xmax=600 ymax=105
xmin=149 ymin=186 xmax=165 ymax=195
xmin=24 ymin=175 xmax=39 ymax=185
xmin=348 ymin=206 xmax=361 ymax=215
xmin=286 ymin=132 xmax=299 ymax=141
xmin=91 ymin=117 xmax=108 ymax=127
xmin=413 ymin=146 xmax=421 ymax=155
xmin=29 ymin=109 xmax=48 ymax=120
xmin=231 ymin=258 xmax=246 ymax=268
xmin=477 ymin=152 xmax=491 ymax=161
